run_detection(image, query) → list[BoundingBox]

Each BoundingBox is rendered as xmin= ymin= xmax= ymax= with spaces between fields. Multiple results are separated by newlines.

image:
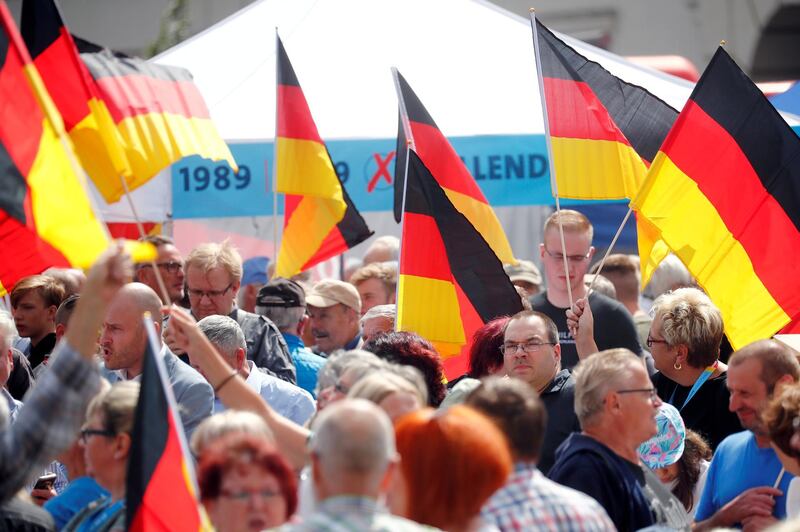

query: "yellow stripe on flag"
xmin=275 ymin=137 xmax=343 ymax=199
xmin=552 ymin=136 xmax=647 ymax=200
xmin=276 ymin=196 xmax=342 ymax=278
xmin=632 ymin=153 xmax=789 ymax=348
xmin=397 ymin=274 xmax=465 ymax=349
xmin=443 ymin=188 xmax=516 ymax=264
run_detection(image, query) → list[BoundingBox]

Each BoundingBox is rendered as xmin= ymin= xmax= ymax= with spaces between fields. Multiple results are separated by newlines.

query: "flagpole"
xmin=272 ymin=30 xmax=281 ymax=276
xmin=119 ymin=177 xmax=173 ymax=306
xmin=586 ymin=207 xmax=633 ymax=294
xmin=529 ymin=9 xmax=573 ymax=308
xmin=391 ymin=67 xmax=416 ymax=332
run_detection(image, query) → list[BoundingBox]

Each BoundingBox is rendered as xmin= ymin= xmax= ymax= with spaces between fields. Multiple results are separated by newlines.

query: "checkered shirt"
xmin=482 ymin=462 xmax=616 ymax=532
xmin=1 ymin=341 xmax=100 ymax=502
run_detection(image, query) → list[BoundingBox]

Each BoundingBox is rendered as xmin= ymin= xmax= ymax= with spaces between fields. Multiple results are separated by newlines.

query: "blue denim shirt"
xmin=282 ymin=333 xmax=325 ymax=398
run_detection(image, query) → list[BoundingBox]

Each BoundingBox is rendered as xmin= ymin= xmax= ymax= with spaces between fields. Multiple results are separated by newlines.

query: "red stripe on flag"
xmin=543 ymin=77 xmax=633 ymax=144
xmin=276 ymin=85 xmax=323 ymax=143
xmin=409 ymin=121 xmax=487 ymax=203
xmin=95 ymin=76 xmax=210 ymax=123
xmin=399 ymin=212 xmax=453 ymax=281
xmin=301 ymin=227 xmax=347 ymax=271
xmin=128 ymin=414 xmax=201 ymax=531
xmin=665 ymin=101 xmax=800 ymax=312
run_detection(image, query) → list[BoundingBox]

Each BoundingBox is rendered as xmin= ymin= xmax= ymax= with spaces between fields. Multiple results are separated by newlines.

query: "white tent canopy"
xmin=96 ymin=0 xmax=704 ymax=261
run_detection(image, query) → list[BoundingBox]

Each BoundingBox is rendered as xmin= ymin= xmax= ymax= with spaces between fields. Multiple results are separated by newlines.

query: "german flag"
xmin=631 ymin=47 xmax=800 ymax=349
xmin=0 ymin=3 xmax=153 ymax=295
xmin=127 ymin=317 xmax=210 ymax=531
xmin=399 ymin=150 xmax=524 ymax=378
xmin=274 ymin=35 xmax=372 ymax=278
xmin=74 ymin=36 xmax=237 ymax=204
xmin=393 ymin=71 xmax=516 ymax=265
xmin=533 ymin=18 xmax=678 ymax=200
xmin=21 ymin=0 xmax=132 ymax=204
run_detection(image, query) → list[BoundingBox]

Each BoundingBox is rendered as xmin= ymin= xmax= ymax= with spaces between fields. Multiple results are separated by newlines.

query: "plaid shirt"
xmin=284 ymin=495 xmax=437 ymax=532
xmin=0 ymin=341 xmax=100 ymax=503
xmin=482 ymin=462 xmax=616 ymax=532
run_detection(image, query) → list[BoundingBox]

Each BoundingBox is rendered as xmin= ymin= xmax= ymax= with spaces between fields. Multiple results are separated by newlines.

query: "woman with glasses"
xmin=198 ymin=433 xmax=297 ymax=531
xmin=648 ymin=287 xmax=741 ymax=449
xmin=63 ymin=381 xmax=140 ymax=532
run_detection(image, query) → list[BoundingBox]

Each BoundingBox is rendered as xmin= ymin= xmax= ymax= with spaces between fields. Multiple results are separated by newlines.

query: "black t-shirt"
xmin=531 ymin=291 xmax=643 ymax=370
xmin=653 ymin=371 xmax=742 ymax=450
xmin=539 ymin=369 xmax=581 ymax=475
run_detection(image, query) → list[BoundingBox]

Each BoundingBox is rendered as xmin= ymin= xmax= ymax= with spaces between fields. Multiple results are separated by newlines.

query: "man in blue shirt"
xmin=194 ymin=315 xmax=315 ymax=426
xmin=255 ymin=278 xmax=325 ymax=397
xmin=694 ymin=339 xmax=799 ymax=530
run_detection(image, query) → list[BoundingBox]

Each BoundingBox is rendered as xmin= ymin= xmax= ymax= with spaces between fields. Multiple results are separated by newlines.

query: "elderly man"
xmin=467 ymin=378 xmax=614 ymax=530
xmin=306 ymin=280 xmax=362 ymax=356
xmin=194 ymin=315 xmax=315 ymax=426
xmin=504 ymin=259 xmax=542 ymax=297
xmin=501 ymin=310 xmax=580 ymax=474
xmin=694 ymin=340 xmax=799 ymax=530
xmin=361 ymin=235 xmax=400 ymax=265
xmin=183 ymin=241 xmax=295 ymax=383
xmin=135 ymin=235 xmax=186 ymax=304
xmin=349 ymin=262 xmax=397 ymax=316
xmin=532 ymin=209 xmax=641 ymax=368
xmin=10 ymin=275 xmax=65 ymax=369
xmin=548 ymin=348 xmax=671 ymax=531
xmin=360 ymin=304 xmax=395 ymax=344
xmin=285 ymin=399 xmax=428 ymax=531
xmin=255 ymin=278 xmax=325 ymax=397
xmin=101 ymin=283 xmax=213 ymax=438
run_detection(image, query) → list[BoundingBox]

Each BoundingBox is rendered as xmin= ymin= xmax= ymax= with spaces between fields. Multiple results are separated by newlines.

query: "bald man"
xmin=100 ymin=283 xmax=213 ymax=438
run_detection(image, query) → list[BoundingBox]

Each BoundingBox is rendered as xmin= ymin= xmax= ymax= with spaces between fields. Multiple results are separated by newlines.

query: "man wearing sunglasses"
xmin=531 ymin=209 xmax=642 ymax=370
xmin=500 ymin=310 xmax=579 ymax=475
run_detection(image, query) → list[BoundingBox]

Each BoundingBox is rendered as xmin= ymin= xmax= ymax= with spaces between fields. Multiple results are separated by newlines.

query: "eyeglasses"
xmin=500 ymin=340 xmax=556 ymax=355
xmin=616 ymin=388 xmax=658 ymax=401
xmin=646 ymin=335 xmax=669 ymax=348
xmin=140 ymin=261 xmax=183 ymax=273
xmin=220 ymin=489 xmax=281 ymax=502
xmin=543 ymin=248 xmax=591 ymax=263
xmin=79 ymin=428 xmax=116 ymax=443
xmin=187 ymin=283 xmax=234 ymax=300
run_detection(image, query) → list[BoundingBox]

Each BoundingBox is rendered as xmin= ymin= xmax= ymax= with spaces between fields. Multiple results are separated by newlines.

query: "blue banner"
xmin=172 ymin=134 xmax=555 ymax=219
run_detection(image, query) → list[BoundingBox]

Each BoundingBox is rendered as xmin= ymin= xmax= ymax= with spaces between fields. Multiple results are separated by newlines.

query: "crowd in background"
xmin=1 ymin=208 xmax=799 ymax=532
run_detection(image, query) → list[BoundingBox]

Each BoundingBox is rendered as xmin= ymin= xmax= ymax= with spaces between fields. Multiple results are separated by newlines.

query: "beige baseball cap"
xmin=306 ymin=279 xmax=362 ymax=314
xmin=504 ymin=260 xmax=542 ymax=286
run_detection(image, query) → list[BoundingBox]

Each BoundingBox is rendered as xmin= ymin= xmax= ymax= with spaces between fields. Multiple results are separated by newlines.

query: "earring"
xmin=673 ymin=360 xmax=682 ymax=371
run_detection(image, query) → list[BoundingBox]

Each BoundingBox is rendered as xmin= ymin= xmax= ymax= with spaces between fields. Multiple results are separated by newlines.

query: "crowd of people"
xmin=1 ymin=208 xmax=799 ymax=532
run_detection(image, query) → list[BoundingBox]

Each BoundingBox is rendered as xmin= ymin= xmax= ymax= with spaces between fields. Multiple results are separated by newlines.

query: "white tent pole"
xmin=529 ymin=9 xmax=573 ymax=308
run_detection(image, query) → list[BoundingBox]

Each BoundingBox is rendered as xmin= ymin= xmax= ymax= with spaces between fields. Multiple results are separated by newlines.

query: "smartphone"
xmin=33 ymin=473 xmax=57 ymax=491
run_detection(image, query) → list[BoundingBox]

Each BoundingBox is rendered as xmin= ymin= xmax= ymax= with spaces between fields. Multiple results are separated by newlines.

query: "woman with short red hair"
xmin=197 ymin=434 xmax=297 ymax=531
xmin=390 ymin=405 xmax=512 ymax=531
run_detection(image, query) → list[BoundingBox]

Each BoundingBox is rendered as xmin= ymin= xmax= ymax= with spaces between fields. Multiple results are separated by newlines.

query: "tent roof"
xmin=154 ymin=0 xmax=695 ymax=141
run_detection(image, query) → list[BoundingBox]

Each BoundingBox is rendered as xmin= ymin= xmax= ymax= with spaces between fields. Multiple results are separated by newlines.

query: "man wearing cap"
xmin=255 ymin=278 xmax=326 ymax=397
xmin=237 ymin=256 xmax=269 ymax=314
xmin=306 ymin=280 xmax=362 ymax=356
xmin=504 ymin=260 xmax=542 ymax=297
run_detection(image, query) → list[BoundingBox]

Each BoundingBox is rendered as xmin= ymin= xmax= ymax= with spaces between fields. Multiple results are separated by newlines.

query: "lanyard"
xmin=669 ymin=360 xmax=718 ymax=411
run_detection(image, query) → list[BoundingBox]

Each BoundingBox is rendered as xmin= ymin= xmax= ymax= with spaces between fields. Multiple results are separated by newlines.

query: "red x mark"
xmin=367 ymin=151 xmax=395 ymax=192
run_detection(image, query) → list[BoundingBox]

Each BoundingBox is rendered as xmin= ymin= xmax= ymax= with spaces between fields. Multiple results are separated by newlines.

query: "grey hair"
xmin=259 ymin=306 xmax=305 ymax=332
xmin=360 ymin=304 xmax=396 ymax=328
xmin=309 ymin=399 xmax=397 ymax=481
xmin=0 ymin=310 xmax=16 ymax=352
xmin=573 ymin=348 xmax=642 ymax=428
xmin=190 ymin=410 xmax=274 ymax=456
xmin=364 ymin=236 xmax=400 ymax=262
xmin=643 ymin=254 xmax=693 ymax=300
xmin=348 ymin=368 xmax=426 ymax=407
xmin=315 ymin=349 xmax=383 ymax=396
xmin=197 ymin=315 xmax=247 ymax=357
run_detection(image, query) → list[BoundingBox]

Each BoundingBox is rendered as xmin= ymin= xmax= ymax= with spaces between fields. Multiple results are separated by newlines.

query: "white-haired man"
xmin=360 ymin=305 xmax=395 ymax=344
xmin=193 ymin=315 xmax=315 ymax=426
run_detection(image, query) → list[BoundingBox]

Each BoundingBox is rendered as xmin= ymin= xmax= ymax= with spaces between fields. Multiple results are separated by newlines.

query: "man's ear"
xmin=297 ymin=314 xmax=309 ymax=336
xmin=114 ymin=432 xmax=132 ymax=461
xmin=773 ymin=374 xmax=796 ymax=397
xmin=587 ymin=246 xmax=596 ymax=260
xmin=46 ymin=304 xmax=57 ymax=323
xmin=236 ymin=347 xmax=246 ymax=371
